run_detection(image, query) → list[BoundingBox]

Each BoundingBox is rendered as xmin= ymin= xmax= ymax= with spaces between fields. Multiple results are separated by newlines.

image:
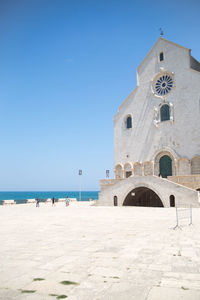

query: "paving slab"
xmin=0 ymin=203 xmax=200 ymax=299
xmin=147 ymin=286 xmax=200 ymax=300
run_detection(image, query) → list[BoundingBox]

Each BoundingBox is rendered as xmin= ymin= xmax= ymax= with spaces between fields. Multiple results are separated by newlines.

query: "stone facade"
xmin=99 ymin=38 xmax=200 ymax=207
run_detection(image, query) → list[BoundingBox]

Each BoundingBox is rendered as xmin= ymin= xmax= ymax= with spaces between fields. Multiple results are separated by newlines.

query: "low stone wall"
xmin=57 ymin=198 xmax=66 ymax=202
xmin=45 ymin=198 xmax=52 ymax=203
xmin=26 ymin=199 xmax=36 ymax=203
xmin=69 ymin=198 xmax=77 ymax=202
xmin=2 ymin=200 xmax=16 ymax=205
xmin=100 ymin=179 xmax=124 ymax=191
xmin=168 ymin=175 xmax=200 ymax=190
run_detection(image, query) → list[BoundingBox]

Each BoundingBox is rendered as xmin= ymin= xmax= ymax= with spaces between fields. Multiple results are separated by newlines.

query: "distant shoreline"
xmin=0 ymin=191 xmax=99 ymax=205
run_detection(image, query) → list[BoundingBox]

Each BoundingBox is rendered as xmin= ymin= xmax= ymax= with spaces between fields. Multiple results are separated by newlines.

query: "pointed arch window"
xmin=160 ymin=104 xmax=170 ymax=122
xmin=126 ymin=116 xmax=132 ymax=129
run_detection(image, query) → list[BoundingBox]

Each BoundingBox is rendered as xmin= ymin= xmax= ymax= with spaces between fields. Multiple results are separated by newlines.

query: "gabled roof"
xmin=137 ymin=37 xmax=190 ymax=72
xmin=114 ymin=87 xmax=138 ymax=120
xmin=114 ymin=38 xmax=192 ymax=119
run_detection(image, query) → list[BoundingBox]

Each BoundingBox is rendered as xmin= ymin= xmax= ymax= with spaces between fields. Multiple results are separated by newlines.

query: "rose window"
xmin=154 ymin=74 xmax=173 ymax=96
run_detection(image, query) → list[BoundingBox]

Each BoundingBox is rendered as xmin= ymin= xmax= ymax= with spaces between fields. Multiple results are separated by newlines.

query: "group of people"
xmin=35 ymin=196 xmax=70 ymax=207
xmin=52 ymin=196 xmax=70 ymax=206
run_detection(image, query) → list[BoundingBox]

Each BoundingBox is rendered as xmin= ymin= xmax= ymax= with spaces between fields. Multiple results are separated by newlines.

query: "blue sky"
xmin=0 ymin=0 xmax=199 ymax=191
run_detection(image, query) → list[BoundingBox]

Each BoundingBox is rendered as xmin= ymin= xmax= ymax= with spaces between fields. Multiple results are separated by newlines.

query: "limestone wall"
xmin=114 ymin=38 xmax=200 ymax=168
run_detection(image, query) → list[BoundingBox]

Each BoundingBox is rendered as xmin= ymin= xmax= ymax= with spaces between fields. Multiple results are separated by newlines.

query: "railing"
xmin=173 ymin=205 xmax=192 ymax=230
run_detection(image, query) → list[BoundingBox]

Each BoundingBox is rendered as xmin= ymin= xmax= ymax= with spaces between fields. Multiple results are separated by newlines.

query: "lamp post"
xmin=79 ymin=169 xmax=82 ymax=201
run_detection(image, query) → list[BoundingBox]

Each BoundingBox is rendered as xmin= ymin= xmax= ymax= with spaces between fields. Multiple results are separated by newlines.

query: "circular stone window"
xmin=153 ymin=74 xmax=173 ymax=96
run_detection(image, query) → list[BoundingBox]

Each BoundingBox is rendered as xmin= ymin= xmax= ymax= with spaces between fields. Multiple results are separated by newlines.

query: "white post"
xmin=173 ymin=206 xmax=179 ymax=230
xmin=189 ymin=205 xmax=192 ymax=225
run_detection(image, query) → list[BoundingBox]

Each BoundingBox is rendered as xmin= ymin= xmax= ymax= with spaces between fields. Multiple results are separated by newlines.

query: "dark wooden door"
xmin=159 ymin=155 xmax=172 ymax=178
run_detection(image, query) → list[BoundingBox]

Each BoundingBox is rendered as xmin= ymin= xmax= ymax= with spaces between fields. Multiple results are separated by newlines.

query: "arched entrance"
xmin=123 ymin=187 xmax=164 ymax=207
xmin=153 ymin=148 xmax=176 ymax=177
xmin=159 ymin=155 xmax=172 ymax=178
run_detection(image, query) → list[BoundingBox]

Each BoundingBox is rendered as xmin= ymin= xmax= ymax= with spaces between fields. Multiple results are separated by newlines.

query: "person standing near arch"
xmin=52 ymin=197 xmax=55 ymax=207
xmin=65 ymin=196 xmax=69 ymax=206
xmin=36 ymin=197 xmax=40 ymax=208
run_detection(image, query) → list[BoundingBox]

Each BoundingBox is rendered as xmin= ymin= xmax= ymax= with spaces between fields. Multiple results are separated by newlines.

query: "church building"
xmin=99 ymin=37 xmax=200 ymax=207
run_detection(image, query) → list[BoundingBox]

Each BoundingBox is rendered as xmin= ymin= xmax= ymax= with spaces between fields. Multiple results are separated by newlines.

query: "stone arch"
xmin=134 ymin=162 xmax=142 ymax=176
xmin=124 ymin=162 xmax=133 ymax=178
xmin=152 ymin=147 xmax=178 ymax=162
xmin=121 ymin=180 xmax=165 ymax=207
xmin=191 ymin=156 xmax=200 ymax=175
xmin=114 ymin=164 xmax=124 ymax=179
xmin=178 ymin=157 xmax=190 ymax=175
xmin=153 ymin=148 xmax=177 ymax=176
xmin=144 ymin=161 xmax=153 ymax=176
xmin=123 ymin=186 xmax=164 ymax=207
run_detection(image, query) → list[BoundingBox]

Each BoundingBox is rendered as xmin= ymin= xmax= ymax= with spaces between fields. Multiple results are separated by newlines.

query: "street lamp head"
xmin=106 ymin=170 xmax=110 ymax=178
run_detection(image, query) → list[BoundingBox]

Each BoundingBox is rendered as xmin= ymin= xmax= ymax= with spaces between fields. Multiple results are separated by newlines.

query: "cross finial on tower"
xmin=159 ymin=28 xmax=164 ymax=37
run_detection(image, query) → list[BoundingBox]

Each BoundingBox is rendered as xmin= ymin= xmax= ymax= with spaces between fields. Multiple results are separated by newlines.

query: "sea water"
xmin=0 ymin=191 xmax=99 ymax=205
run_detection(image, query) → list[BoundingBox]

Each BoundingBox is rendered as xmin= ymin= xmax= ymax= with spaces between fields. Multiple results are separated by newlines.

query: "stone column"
xmin=174 ymin=159 xmax=178 ymax=176
xmin=142 ymin=164 xmax=145 ymax=176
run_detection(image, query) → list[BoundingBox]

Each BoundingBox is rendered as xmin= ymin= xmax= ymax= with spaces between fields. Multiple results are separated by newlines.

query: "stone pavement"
xmin=0 ymin=202 xmax=200 ymax=300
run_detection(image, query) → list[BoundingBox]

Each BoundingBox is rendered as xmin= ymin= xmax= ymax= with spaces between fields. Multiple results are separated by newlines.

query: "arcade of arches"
xmin=114 ymin=154 xmax=200 ymax=179
xmin=123 ymin=187 xmax=164 ymax=207
xmin=113 ymin=152 xmax=200 ymax=199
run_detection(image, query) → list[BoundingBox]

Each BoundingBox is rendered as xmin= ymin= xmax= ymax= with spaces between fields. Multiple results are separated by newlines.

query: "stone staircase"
xmin=168 ymin=175 xmax=200 ymax=190
xmin=99 ymin=175 xmax=200 ymax=207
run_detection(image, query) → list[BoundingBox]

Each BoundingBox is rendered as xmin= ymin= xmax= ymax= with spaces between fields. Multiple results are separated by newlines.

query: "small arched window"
xmin=160 ymin=104 xmax=170 ymax=122
xmin=126 ymin=116 xmax=132 ymax=129
xmin=159 ymin=52 xmax=164 ymax=62
xmin=114 ymin=196 xmax=118 ymax=206
xmin=170 ymin=195 xmax=175 ymax=207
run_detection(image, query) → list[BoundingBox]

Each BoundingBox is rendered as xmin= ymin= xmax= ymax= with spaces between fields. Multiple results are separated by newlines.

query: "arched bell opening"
xmin=123 ymin=187 xmax=164 ymax=207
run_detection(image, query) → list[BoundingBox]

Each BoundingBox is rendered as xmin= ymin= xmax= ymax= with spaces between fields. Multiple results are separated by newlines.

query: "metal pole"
xmin=79 ymin=175 xmax=81 ymax=201
xmin=79 ymin=170 xmax=82 ymax=201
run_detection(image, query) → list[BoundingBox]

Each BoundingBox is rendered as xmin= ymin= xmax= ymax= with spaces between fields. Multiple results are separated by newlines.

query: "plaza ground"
xmin=0 ymin=202 xmax=200 ymax=300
